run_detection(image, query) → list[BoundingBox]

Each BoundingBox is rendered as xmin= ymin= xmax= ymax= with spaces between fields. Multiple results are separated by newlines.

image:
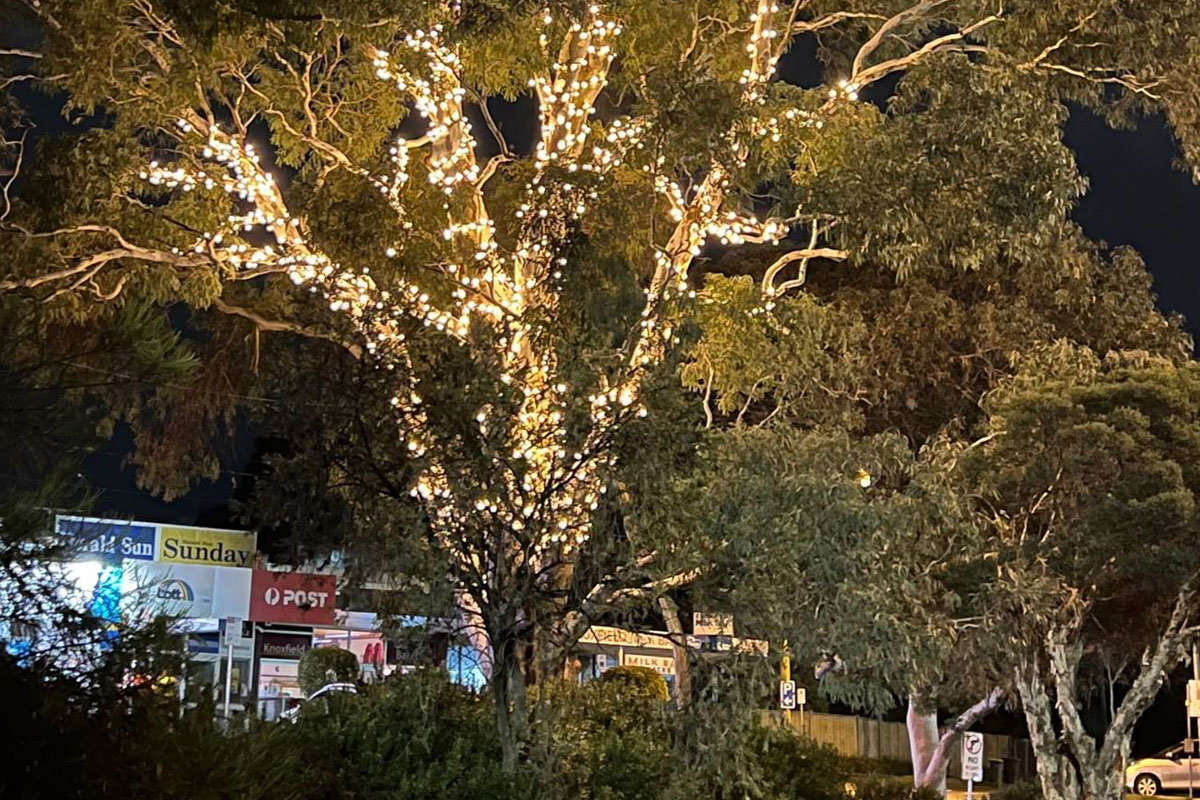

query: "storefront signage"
xmin=186 ymin=632 xmax=220 ymax=654
xmin=581 ymin=626 xmax=674 ymax=650
xmin=623 ymin=653 xmax=675 ymax=676
xmin=158 ymin=525 xmax=257 ymax=568
xmin=250 ymin=570 xmax=336 ymax=625
xmin=56 ymin=516 xmax=157 ymax=562
xmin=692 ymin=611 xmax=734 ymax=637
xmin=259 ymin=632 xmax=313 ymax=660
xmin=579 ymin=625 xmax=770 ymax=657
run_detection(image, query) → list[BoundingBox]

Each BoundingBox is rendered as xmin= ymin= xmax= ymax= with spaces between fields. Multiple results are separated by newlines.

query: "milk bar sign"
xmin=623 ymin=653 xmax=675 ymax=676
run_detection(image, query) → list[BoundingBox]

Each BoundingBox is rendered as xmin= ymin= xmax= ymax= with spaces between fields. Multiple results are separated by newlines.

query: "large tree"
xmin=4 ymin=0 xmax=1200 ymax=766
xmin=681 ymin=221 xmax=1190 ymax=791
xmin=964 ymin=345 xmax=1200 ymax=800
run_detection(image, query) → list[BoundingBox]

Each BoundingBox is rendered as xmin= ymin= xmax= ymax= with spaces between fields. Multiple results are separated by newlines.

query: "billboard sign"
xmin=127 ymin=563 xmax=251 ymax=620
xmin=56 ymin=516 xmax=157 ymax=562
xmin=158 ymin=525 xmax=257 ymax=568
xmin=250 ymin=570 xmax=336 ymax=625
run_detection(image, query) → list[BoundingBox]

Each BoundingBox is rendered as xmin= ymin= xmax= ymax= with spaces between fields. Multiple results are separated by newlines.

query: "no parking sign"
xmin=962 ymin=731 xmax=984 ymax=782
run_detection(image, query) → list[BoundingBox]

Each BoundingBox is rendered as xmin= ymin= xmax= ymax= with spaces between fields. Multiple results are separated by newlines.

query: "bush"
xmin=297 ymin=646 xmax=359 ymax=695
xmin=598 ymin=665 xmax=670 ymax=702
xmin=850 ymin=776 xmax=942 ymax=800
xmin=845 ymin=756 xmax=914 ymax=777
xmin=537 ymin=673 xmax=672 ymax=800
xmin=755 ymin=724 xmax=853 ymax=800
xmin=280 ymin=669 xmax=526 ymax=800
xmin=992 ymin=781 xmax=1043 ymax=800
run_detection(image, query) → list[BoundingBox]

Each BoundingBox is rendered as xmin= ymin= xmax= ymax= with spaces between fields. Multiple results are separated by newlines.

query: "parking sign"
xmin=780 ymin=680 xmax=797 ymax=710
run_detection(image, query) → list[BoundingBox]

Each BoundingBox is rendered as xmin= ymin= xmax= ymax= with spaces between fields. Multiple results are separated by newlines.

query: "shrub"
xmin=280 ymin=669 xmax=526 ymax=800
xmin=845 ymin=756 xmax=914 ymax=777
xmin=537 ymin=673 xmax=672 ymax=800
xmin=297 ymin=646 xmax=359 ymax=695
xmin=598 ymin=665 xmax=670 ymax=702
xmin=850 ymin=776 xmax=942 ymax=800
xmin=992 ymin=781 xmax=1043 ymax=800
xmin=755 ymin=724 xmax=852 ymax=800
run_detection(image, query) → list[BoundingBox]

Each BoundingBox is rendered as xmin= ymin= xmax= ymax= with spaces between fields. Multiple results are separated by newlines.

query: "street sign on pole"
xmin=780 ymin=680 xmax=797 ymax=710
xmin=221 ymin=616 xmax=241 ymax=720
xmin=796 ymin=687 xmax=807 ymax=707
xmin=962 ymin=730 xmax=984 ymax=800
xmin=962 ymin=731 xmax=984 ymax=780
xmin=1187 ymin=679 xmax=1200 ymax=719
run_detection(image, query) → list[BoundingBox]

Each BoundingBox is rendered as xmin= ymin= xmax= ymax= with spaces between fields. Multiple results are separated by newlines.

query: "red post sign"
xmin=249 ymin=570 xmax=336 ymax=625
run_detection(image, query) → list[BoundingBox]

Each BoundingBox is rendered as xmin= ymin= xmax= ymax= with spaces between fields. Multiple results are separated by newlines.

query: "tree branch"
xmin=851 ymin=0 xmax=953 ymax=77
xmin=852 ymin=13 xmax=1001 ymax=89
xmin=210 ymin=297 xmax=363 ymax=358
xmin=794 ymin=11 xmax=888 ymax=36
xmin=915 ymin=687 xmax=1005 ymax=786
xmin=1098 ymin=578 xmax=1200 ymax=768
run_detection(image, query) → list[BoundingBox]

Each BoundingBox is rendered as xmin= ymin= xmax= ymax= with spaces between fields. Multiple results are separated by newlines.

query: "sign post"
xmin=1187 ymin=645 xmax=1200 ymax=800
xmin=221 ymin=616 xmax=241 ymax=720
xmin=797 ymin=686 xmax=807 ymax=730
xmin=962 ymin=731 xmax=984 ymax=800
xmin=779 ymin=639 xmax=793 ymax=726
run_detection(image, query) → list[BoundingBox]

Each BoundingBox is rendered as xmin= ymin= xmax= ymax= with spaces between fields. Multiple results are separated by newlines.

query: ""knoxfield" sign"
xmin=250 ymin=570 xmax=336 ymax=625
xmin=258 ymin=632 xmax=313 ymax=660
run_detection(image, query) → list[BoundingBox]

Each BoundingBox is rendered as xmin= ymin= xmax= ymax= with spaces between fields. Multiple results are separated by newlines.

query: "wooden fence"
xmin=769 ymin=711 xmax=1036 ymax=783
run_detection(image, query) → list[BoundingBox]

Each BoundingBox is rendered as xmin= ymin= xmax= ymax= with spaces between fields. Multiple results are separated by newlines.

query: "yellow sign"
xmin=623 ymin=654 xmax=676 ymax=676
xmin=158 ymin=525 xmax=256 ymax=568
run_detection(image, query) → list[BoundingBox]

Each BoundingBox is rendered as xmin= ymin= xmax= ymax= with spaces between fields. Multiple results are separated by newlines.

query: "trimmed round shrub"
xmin=598 ymin=665 xmax=669 ymax=702
xmin=298 ymin=646 xmax=359 ymax=695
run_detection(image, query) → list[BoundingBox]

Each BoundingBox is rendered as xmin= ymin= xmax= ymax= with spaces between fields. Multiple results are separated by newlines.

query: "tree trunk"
xmin=1015 ymin=661 xmax=1127 ymax=800
xmin=492 ymin=633 xmax=529 ymax=773
xmin=907 ymin=695 xmax=945 ymax=795
xmin=909 ymin=688 xmax=1004 ymax=797
xmin=658 ymin=596 xmax=691 ymax=708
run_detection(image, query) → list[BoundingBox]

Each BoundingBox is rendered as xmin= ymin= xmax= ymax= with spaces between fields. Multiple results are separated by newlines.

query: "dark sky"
xmin=1067 ymin=110 xmax=1200 ymax=325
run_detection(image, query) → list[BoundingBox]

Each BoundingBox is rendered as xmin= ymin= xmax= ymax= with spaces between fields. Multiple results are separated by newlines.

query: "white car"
xmin=1127 ymin=744 xmax=1200 ymax=795
xmin=280 ymin=682 xmax=358 ymax=722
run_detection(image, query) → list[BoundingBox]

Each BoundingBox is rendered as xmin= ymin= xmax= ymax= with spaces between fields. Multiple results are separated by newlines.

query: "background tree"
xmin=963 ymin=345 xmax=1200 ymax=800
xmin=5 ymin=0 xmax=1200 ymax=768
xmin=679 ymin=216 xmax=1191 ymax=791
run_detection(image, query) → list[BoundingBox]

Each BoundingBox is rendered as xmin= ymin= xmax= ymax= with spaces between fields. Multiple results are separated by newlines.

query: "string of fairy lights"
xmin=137 ymin=0 xmax=848 ymax=570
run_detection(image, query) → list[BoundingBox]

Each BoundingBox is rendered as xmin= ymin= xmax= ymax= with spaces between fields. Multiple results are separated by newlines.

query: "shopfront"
xmin=254 ymin=628 xmax=312 ymax=720
xmin=572 ymin=625 xmax=770 ymax=690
